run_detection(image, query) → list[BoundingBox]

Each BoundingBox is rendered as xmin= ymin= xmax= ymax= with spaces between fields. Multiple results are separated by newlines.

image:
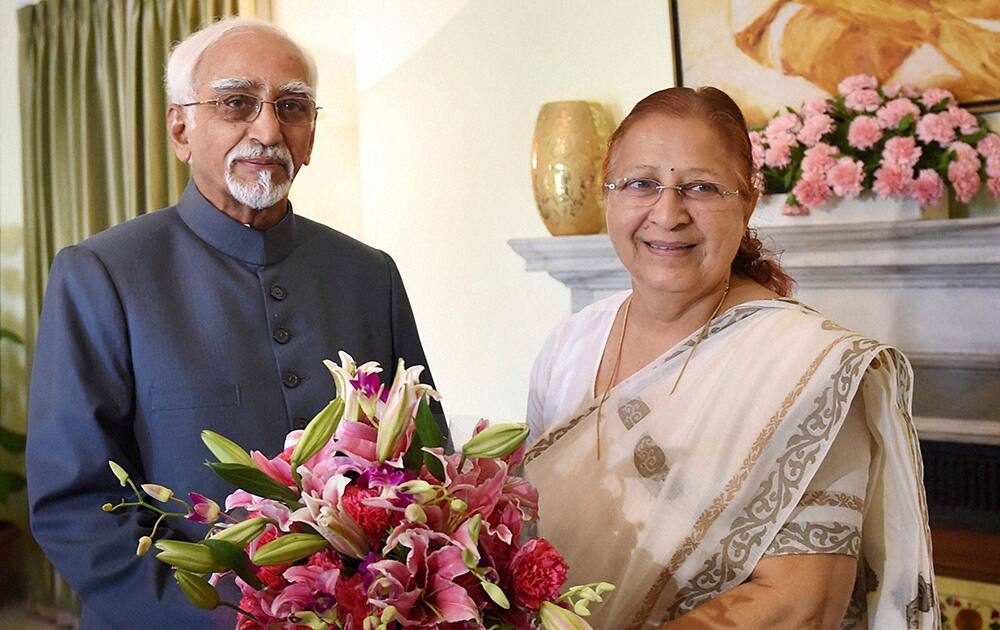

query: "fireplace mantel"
xmin=509 ymin=217 xmax=1000 ymax=445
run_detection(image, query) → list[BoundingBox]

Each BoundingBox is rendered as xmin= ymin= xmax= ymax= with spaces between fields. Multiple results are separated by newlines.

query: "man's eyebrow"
xmin=279 ymin=81 xmax=316 ymax=99
xmin=209 ymin=77 xmax=257 ymax=92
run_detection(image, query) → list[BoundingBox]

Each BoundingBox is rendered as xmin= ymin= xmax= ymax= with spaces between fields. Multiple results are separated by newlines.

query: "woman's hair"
xmin=603 ymin=87 xmax=794 ymax=297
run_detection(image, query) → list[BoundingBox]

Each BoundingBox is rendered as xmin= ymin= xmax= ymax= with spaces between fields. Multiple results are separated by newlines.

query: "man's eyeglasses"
xmin=180 ymin=93 xmax=321 ymax=126
xmin=604 ymin=178 xmax=740 ymax=208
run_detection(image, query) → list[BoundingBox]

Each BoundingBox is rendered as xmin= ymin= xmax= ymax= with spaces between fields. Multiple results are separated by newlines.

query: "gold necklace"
xmin=595 ymin=281 xmax=731 ymax=460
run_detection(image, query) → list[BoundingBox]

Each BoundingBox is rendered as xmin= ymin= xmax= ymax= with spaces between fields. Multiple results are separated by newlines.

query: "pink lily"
xmin=290 ymin=474 xmax=370 ymax=559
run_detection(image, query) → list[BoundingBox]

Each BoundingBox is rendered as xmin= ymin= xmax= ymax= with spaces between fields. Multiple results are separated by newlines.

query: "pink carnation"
xmin=986 ymin=155 xmax=1000 ymax=180
xmin=764 ymin=133 xmax=795 ymax=168
xmin=910 ymin=169 xmax=945 ymax=207
xmin=921 ymin=88 xmax=954 ymax=109
xmin=782 ymin=203 xmax=809 ymax=216
xmin=916 ymin=113 xmax=956 ymax=146
xmin=902 ymin=84 xmax=921 ymax=99
xmin=949 ymin=141 xmax=980 ymax=169
xmin=801 ymin=142 xmax=838 ymax=175
xmin=945 ymin=106 xmax=979 ymax=135
xmin=988 ymin=176 xmax=1000 ymax=198
xmin=845 ymin=88 xmax=882 ymax=112
xmin=826 ymin=157 xmax=865 ymax=198
xmin=765 ymin=112 xmax=802 ymax=139
xmin=872 ymin=165 xmax=910 ymax=198
xmin=882 ymin=136 xmax=922 ymax=170
xmin=798 ymin=113 xmax=834 ymax=146
xmin=882 ymin=83 xmax=903 ymax=99
xmin=838 ymin=74 xmax=878 ymax=96
xmin=847 ymin=115 xmax=883 ymax=150
xmin=749 ymin=130 xmax=766 ymax=169
xmin=947 ymin=159 xmax=981 ymax=204
xmin=876 ymin=98 xmax=921 ymax=129
xmin=792 ymin=172 xmax=831 ymax=208
xmin=802 ymin=97 xmax=831 ymax=118
xmin=977 ymin=133 xmax=1000 ymax=161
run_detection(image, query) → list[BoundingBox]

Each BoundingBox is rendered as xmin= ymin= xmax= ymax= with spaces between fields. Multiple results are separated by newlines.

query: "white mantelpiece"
xmin=509 ymin=217 xmax=1000 ymax=445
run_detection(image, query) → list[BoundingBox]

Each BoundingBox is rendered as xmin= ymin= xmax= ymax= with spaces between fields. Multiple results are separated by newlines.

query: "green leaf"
xmin=201 ymin=539 xmax=263 ymax=590
xmin=897 ymin=113 xmax=914 ymax=133
xmin=0 ymin=329 xmax=23 ymax=345
xmin=201 ymin=431 xmax=254 ymax=467
xmin=206 ymin=462 xmax=301 ymax=505
xmin=0 ymin=471 xmax=27 ymax=503
xmin=414 ymin=399 xmax=445 ymax=481
xmin=0 ymin=426 xmax=26 ymax=454
xmin=481 ymin=581 xmax=510 ymax=609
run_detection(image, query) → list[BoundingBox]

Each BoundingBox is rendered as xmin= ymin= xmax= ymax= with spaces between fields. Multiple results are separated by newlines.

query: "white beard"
xmin=225 ymin=167 xmax=293 ymax=210
xmin=224 ymin=142 xmax=295 ymax=210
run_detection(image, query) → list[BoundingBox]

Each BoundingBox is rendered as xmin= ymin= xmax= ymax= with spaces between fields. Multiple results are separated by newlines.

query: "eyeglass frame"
xmin=603 ymin=177 xmax=741 ymax=207
xmin=179 ymin=93 xmax=322 ymax=126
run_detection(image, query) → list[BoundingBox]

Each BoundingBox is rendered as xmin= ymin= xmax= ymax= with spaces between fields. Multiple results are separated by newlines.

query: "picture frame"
xmin=669 ymin=1 xmax=1000 ymax=127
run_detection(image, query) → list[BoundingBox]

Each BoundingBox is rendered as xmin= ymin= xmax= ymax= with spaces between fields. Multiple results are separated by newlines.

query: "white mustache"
xmin=226 ymin=142 xmax=294 ymax=176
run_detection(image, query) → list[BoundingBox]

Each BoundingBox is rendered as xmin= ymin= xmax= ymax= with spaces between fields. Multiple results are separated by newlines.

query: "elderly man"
xmin=26 ymin=18 xmax=444 ymax=629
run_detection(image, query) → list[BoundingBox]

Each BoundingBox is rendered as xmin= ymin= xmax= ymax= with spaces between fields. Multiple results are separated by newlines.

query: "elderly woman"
xmin=524 ymin=87 xmax=936 ymax=630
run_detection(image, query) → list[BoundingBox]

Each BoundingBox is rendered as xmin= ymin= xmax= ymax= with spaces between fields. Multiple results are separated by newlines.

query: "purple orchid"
xmin=185 ymin=492 xmax=220 ymax=524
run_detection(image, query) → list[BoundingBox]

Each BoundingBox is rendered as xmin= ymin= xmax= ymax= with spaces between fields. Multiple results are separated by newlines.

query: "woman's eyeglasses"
xmin=180 ymin=93 xmax=320 ymax=126
xmin=604 ymin=178 xmax=740 ymax=208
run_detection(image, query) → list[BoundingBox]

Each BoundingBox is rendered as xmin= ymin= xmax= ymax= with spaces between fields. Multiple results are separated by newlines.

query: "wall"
xmin=352 ymin=0 xmax=673 ymax=436
xmin=271 ymin=0 xmax=363 ymax=239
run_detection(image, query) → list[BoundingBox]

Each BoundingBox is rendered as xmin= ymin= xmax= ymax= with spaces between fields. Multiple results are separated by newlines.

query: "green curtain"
xmin=17 ymin=0 xmax=240 ymax=618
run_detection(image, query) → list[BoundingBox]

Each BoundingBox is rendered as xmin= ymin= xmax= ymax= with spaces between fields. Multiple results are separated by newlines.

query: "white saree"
xmin=524 ymin=297 xmax=937 ymax=630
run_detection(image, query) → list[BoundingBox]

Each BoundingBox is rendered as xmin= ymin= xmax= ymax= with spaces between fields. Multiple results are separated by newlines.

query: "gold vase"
xmin=531 ymin=101 xmax=612 ymax=236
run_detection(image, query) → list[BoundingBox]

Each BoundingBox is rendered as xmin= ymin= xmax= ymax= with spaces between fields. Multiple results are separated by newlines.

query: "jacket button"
xmin=292 ymin=417 xmax=308 ymax=430
xmin=270 ymin=285 xmax=287 ymax=301
xmin=273 ymin=328 xmax=290 ymax=344
xmin=282 ymin=372 xmax=300 ymax=388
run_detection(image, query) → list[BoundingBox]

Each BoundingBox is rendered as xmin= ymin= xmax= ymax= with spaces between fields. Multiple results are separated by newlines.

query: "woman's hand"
xmin=659 ymin=553 xmax=857 ymax=630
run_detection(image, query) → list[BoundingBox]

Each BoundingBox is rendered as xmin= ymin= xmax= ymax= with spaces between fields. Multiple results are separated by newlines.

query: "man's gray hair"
xmin=165 ymin=17 xmax=318 ymax=105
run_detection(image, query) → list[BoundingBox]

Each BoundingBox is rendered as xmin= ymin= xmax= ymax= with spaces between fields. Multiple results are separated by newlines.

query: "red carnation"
xmin=334 ymin=572 xmax=372 ymax=630
xmin=341 ymin=484 xmax=403 ymax=538
xmin=509 ymin=538 xmax=569 ymax=610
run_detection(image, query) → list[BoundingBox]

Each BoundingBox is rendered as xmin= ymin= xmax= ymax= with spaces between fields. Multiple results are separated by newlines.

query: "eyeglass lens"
xmin=612 ymin=179 xmax=731 ymax=206
xmin=216 ymin=94 xmax=317 ymax=125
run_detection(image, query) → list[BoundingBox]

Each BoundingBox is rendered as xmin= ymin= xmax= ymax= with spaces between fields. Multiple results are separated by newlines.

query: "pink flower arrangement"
xmin=105 ymin=353 xmax=614 ymax=629
xmin=752 ymin=74 xmax=999 ymax=214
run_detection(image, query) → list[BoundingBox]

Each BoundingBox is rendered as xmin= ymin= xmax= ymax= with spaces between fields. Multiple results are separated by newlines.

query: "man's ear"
xmin=167 ymin=105 xmax=193 ymax=164
xmin=301 ymin=123 xmax=317 ymax=167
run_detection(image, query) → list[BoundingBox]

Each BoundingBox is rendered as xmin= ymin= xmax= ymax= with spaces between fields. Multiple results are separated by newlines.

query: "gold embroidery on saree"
xmin=665 ymin=338 xmax=878 ymax=618
xmin=634 ymin=435 xmax=669 ymax=481
xmin=800 ymin=490 xmax=864 ymax=512
xmin=763 ymin=522 xmax=861 ymax=557
xmin=619 ymin=399 xmax=651 ymax=429
xmin=525 ymin=305 xmax=766 ymax=465
xmin=626 ymin=332 xmax=866 ymax=628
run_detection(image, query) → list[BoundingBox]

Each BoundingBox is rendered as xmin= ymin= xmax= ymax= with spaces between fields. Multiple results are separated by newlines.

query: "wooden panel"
xmin=932 ymin=527 xmax=1000 ymax=583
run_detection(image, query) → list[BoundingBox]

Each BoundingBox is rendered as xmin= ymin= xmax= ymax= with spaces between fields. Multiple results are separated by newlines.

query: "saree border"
xmin=626 ymin=330 xmax=863 ymax=627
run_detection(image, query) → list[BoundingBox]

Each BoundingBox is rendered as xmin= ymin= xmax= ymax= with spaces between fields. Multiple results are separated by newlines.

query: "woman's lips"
xmin=642 ymin=240 xmax=696 ymax=255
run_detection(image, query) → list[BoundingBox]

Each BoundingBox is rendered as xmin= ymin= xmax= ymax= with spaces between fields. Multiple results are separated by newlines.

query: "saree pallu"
xmin=524 ymin=301 xmax=937 ymax=630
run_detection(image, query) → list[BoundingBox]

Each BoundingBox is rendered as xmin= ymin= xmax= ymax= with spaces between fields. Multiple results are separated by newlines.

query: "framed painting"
xmin=669 ymin=1 xmax=1000 ymax=127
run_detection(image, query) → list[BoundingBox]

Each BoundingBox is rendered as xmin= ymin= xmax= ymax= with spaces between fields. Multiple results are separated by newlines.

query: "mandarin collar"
xmin=176 ymin=180 xmax=298 ymax=266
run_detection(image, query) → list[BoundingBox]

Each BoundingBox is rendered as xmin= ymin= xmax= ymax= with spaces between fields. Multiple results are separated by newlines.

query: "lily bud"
xmin=101 ymin=503 xmax=115 ymax=512
xmin=141 ymin=483 xmax=174 ymax=502
xmin=404 ymin=503 xmax=427 ymax=524
xmin=538 ymin=601 xmax=595 ymax=630
xmin=450 ymin=498 xmax=468 ymax=513
xmin=461 ymin=423 xmax=529 ymax=459
xmin=174 ymin=570 xmax=220 ymax=610
xmin=185 ymin=492 xmax=221 ymax=524
xmin=154 ymin=540 xmax=228 ymax=573
xmin=210 ymin=516 xmax=271 ymax=548
xmin=290 ymin=398 xmax=345 ymax=470
xmin=135 ymin=536 xmax=153 ymax=556
xmin=396 ymin=480 xmax=436 ymax=503
xmin=251 ymin=533 xmax=328 ymax=566
xmin=200 ymin=430 xmax=254 ymax=467
xmin=108 ymin=460 xmax=129 ymax=486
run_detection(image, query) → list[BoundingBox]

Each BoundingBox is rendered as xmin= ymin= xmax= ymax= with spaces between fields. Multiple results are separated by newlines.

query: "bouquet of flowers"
xmin=104 ymin=353 xmax=611 ymax=629
xmin=750 ymin=74 xmax=1000 ymax=215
